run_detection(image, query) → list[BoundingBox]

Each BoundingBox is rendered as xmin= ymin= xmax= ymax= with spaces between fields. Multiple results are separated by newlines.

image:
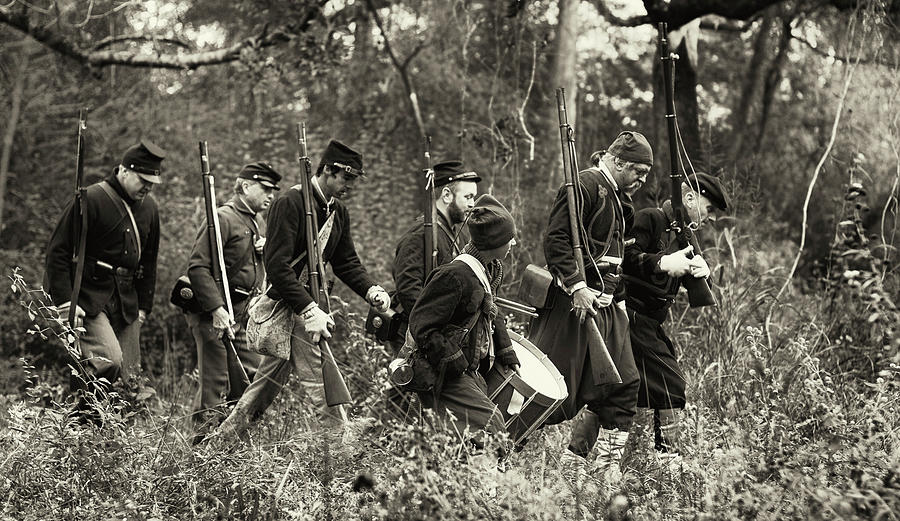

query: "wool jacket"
xmin=44 ymin=173 xmax=160 ymax=323
xmin=409 ymin=258 xmax=518 ymax=379
xmin=263 ymin=182 xmax=376 ymax=314
xmin=391 ymin=210 xmax=461 ymax=317
xmin=543 ymin=167 xmax=632 ymax=296
xmin=187 ymin=195 xmax=266 ymax=314
xmin=622 ymin=201 xmax=683 ymax=321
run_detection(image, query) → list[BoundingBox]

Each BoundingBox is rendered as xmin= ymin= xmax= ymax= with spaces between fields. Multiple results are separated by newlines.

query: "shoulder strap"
xmin=99 ymin=181 xmax=141 ymax=260
xmin=454 ymin=254 xmax=491 ymax=295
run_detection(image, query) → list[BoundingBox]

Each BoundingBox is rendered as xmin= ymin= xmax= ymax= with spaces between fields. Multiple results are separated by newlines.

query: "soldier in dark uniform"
xmin=384 ymin=161 xmax=480 ymax=418
xmin=45 ymin=140 xmax=164 ymax=392
xmin=622 ymin=172 xmax=728 ymax=456
xmin=185 ymin=162 xmax=281 ymax=432
xmin=215 ymin=140 xmax=390 ymax=438
xmin=391 ymin=160 xmax=481 ymax=349
xmin=528 ymin=131 xmax=652 ymax=482
xmin=408 ymin=194 xmax=520 ymax=448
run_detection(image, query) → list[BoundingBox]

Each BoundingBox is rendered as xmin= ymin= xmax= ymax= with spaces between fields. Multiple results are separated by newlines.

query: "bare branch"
xmin=365 ymin=0 xmax=427 ymax=137
xmin=91 ymin=34 xmax=190 ymax=51
xmin=791 ymin=31 xmax=899 ymax=67
xmin=590 ymin=0 xmax=651 ymax=26
xmin=699 ymin=19 xmax=749 ymax=32
xmin=0 ymin=1 xmax=329 ymax=70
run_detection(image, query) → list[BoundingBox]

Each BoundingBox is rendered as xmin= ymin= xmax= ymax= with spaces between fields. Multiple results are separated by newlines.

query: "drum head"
xmin=508 ymin=331 xmax=568 ymax=400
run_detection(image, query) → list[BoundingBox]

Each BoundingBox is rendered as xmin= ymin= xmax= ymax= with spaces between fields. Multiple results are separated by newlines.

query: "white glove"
xmin=254 ymin=237 xmax=266 ymax=255
xmin=300 ymin=304 xmax=334 ymax=344
xmin=595 ymin=292 xmax=614 ymax=309
xmin=658 ymin=245 xmax=694 ymax=277
xmin=211 ymin=306 xmax=235 ymax=339
xmin=689 ymin=255 xmax=710 ymax=279
xmin=56 ymin=301 xmax=86 ymax=328
xmin=366 ymin=285 xmax=391 ymax=312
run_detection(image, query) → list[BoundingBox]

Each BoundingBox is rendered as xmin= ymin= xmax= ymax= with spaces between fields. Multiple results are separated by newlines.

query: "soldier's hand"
xmin=56 ymin=301 xmax=86 ymax=328
xmin=211 ymin=307 xmax=236 ymax=340
xmin=366 ymin=285 xmax=391 ymax=312
xmin=254 ymin=237 xmax=266 ymax=255
xmin=658 ymin=245 xmax=694 ymax=277
xmin=301 ymin=305 xmax=334 ymax=344
xmin=572 ymin=288 xmax=599 ymax=323
xmin=689 ymin=255 xmax=710 ymax=279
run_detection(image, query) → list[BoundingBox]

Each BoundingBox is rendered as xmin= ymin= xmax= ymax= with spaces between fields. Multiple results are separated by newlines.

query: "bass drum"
xmin=486 ymin=331 xmax=568 ymax=444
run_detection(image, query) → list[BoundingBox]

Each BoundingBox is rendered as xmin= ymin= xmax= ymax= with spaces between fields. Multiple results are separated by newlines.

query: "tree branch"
xmin=91 ymin=34 xmax=190 ymax=51
xmin=0 ymin=1 xmax=329 ymax=70
xmin=791 ymin=31 xmax=899 ymax=67
xmin=365 ymin=0 xmax=427 ymax=137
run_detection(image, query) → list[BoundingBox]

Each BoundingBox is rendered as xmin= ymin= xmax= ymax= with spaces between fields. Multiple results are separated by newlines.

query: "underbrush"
xmin=1 ymin=187 xmax=898 ymax=519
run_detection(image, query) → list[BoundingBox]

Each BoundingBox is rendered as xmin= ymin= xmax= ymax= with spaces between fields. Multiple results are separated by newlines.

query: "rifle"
xmin=198 ymin=141 xmax=250 ymax=386
xmin=422 ymin=136 xmax=435 ymax=276
xmin=556 ymin=88 xmax=622 ymax=385
xmin=296 ymin=123 xmax=352 ymax=415
xmin=657 ymin=23 xmax=716 ymax=308
xmin=68 ymin=109 xmax=88 ymax=331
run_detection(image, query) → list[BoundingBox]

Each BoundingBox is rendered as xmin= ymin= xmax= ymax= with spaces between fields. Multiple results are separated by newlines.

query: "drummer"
xmin=407 ymin=194 xmax=520 ymax=449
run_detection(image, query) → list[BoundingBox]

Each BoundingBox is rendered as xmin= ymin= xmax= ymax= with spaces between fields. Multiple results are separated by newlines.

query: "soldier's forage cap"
xmin=433 ymin=160 xmax=481 ymax=188
xmin=468 ymin=194 xmax=516 ymax=251
xmin=687 ymin=172 xmax=729 ymax=211
xmin=318 ymin=140 xmax=365 ymax=178
xmin=238 ymin=161 xmax=282 ymax=190
xmin=121 ymin=139 xmax=166 ymax=184
xmin=607 ymin=131 xmax=653 ymax=166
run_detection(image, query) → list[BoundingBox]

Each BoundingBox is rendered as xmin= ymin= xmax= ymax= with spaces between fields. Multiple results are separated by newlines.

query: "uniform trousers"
xmin=418 ymin=370 xmax=507 ymax=447
xmin=78 ymin=309 xmax=141 ymax=384
xmin=186 ymin=308 xmax=261 ymax=424
xmin=217 ymin=316 xmax=336 ymax=437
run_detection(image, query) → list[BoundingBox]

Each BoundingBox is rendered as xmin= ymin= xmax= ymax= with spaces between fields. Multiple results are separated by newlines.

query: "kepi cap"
xmin=687 ymin=172 xmax=729 ymax=211
xmin=433 ymin=160 xmax=481 ymax=188
xmin=318 ymin=140 xmax=365 ymax=177
xmin=121 ymin=139 xmax=166 ymax=183
xmin=238 ymin=161 xmax=282 ymax=190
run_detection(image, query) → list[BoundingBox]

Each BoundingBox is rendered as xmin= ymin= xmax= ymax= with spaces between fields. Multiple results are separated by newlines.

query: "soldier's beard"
xmin=447 ymin=201 xmax=467 ymax=225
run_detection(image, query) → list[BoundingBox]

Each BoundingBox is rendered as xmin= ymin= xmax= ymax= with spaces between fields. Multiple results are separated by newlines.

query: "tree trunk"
xmin=727 ymin=14 xmax=773 ymax=164
xmin=0 ymin=49 xmax=29 ymax=235
xmin=754 ymin=19 xmax=792 ymax=151
xmin=673 ymin=37 xmax=702 ymax=167
xmin=547 ymin=0 xmax=579 ymax=190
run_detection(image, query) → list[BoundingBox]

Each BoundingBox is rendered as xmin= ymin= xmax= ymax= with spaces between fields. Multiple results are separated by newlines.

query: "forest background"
xmin=0 ymin=0 xmax=899 ymax=519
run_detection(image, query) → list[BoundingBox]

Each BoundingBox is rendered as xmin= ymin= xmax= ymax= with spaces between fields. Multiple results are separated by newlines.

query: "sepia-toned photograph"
xmin=0 ymin=0 xmax=898 ymax=519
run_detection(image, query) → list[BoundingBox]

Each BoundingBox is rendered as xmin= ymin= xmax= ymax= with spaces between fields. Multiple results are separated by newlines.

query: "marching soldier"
xmin=407 ymin=194 xmax=520 ymax=449
xmin=528 ymin=131 xmax=652 ymax=482
xmin=45 ymin=140 xmax=164 ymax=396
xmin=215 ymin=140 xmax=390 ymax=438
xmin=622 ymin=172 xmax=728 ymax=456
xmin=391 ymin=160 xmax=480 ymax=348
xmin=185 ymin=162 xmax=281 ymax=433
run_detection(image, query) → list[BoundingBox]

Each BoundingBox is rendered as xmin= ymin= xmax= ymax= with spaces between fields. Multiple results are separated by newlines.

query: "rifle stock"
xmin=69 ymin=109 xmax=88 ymax=331
xmin=296 ymin=123 xmax=352 ymax=408
xmin=657 ymin=24 xmax=717 ymax=308
xmin=198 ymin=141 xmax=249 ymax=386
xmin=556 ymin=88 xmax=622 ymax=385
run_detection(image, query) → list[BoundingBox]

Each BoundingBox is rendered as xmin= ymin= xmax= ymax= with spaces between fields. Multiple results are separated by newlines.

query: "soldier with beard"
xmin=391 ymin=161 xmax=481 ymax=348
xmin=529 ymin=131 xmax=652 ymax=486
